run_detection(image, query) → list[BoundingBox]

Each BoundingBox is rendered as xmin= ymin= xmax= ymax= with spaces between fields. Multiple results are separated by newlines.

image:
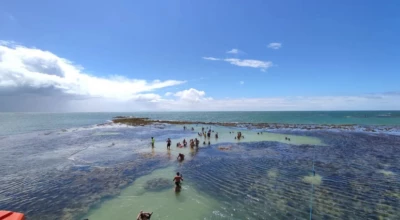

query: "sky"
xmin=0 ymin=0 xmax=399 ymax=111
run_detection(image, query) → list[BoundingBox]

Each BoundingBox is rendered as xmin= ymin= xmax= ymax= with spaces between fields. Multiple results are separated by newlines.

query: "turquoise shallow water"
xmin=1 ymin=111 xmax=399 ymax=135
xmin=0 ymin=112 xmax=400 ymax=219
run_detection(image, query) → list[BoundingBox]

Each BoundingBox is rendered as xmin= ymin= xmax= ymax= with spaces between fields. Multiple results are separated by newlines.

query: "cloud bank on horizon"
xmin=0 ymin=41 xmax=399 ymax=112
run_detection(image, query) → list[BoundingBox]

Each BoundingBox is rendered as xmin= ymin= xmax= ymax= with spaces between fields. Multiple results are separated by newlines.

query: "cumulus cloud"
xmin=267 ymin=42 xmax=282 ymax=50
xmin=173 ymin=88 xmax=211 ymax=102
xmin=0 ymin=42 xmax=185 ymax=103
xmin=202 ymin=57 xmax=220 ymax=61
xmin=1 ymin=41 xmax=399 ymax=112
xmin=226 ymin=49 xmax=239 ymax=54
xmin=224 ymin=58 xmax=273 ymax=69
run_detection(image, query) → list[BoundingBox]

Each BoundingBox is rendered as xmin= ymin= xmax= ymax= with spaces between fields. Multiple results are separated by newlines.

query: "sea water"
xmin=1 ymin=111 xmax=400 ymax=135
xmin=0 ymin=112 xmax=399 ymax=220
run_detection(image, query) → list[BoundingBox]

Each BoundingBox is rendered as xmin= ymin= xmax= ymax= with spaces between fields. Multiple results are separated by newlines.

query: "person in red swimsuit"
xmin=173 ymin=172 xmax=183 ymax=188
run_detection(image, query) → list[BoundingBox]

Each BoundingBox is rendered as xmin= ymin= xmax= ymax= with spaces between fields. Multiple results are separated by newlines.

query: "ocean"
xmin=0 ymin=112 xmax=399 ymax=220
xmin=1 ymin=111 xmax=399 ymax=135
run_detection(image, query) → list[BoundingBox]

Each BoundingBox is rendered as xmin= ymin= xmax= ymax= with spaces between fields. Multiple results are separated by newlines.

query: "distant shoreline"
xmin=111 ymin=116 xmax=400 ymax=134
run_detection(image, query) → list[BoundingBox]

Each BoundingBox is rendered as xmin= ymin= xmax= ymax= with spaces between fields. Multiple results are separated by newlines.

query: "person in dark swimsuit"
xmin=167 ymin=138 xmax=171 ymax=149
xmin=136 ymin=211 xmax=153 ymax=220
xmin=177 ymin=153 xmax=185 ymax=161
xmin=183 ymin=139 xmax=187 ymax=147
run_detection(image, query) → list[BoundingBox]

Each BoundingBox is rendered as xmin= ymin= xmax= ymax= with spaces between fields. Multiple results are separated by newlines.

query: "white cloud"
xmin=240 ymin=81 xmax=244 ymax=85
xmin=1 ymin=41 xmax=399 ymax=112
xmin=173 ymin=88 xmax=211 ymax=102
xmin=226 ymin=49 xmax=239 ymax=54
xmin=202 ymin=57 xmax=220 ymax=61
xmin=0 ymin=43 xmax=185 ymax=102
xmin=203 ymin=54 xmax=273 ymax=70
xmin=224 ymin=58 xmax=273 ymax=69
xmin=267 ymin=42 xmax=282 ymax=50
xmin=146 ymin=93 xmax=400 ymax=111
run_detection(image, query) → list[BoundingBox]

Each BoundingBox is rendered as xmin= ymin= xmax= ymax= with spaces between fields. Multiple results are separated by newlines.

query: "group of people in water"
xmin=230 ymin=131 xmax=245 ymax=140
xmin=144 ymin=127 xmax=296 ymax=219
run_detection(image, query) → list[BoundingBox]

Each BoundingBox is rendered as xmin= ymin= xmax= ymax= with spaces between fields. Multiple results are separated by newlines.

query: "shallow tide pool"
xmin=2 ymin=123 xmax=399 ymax=220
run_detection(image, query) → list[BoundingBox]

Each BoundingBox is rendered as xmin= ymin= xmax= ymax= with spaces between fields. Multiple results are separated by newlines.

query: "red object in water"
xmin=0 ymin=211 xmax=25 ymax=220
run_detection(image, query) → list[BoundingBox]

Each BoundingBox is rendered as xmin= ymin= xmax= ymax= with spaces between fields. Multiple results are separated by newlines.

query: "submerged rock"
xmin=302 ymin=173 xmax=322 ymax=185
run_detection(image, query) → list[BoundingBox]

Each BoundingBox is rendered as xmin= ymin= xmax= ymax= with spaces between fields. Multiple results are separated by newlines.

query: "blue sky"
xmin=0 ymin=0 xmax=399 ymax=111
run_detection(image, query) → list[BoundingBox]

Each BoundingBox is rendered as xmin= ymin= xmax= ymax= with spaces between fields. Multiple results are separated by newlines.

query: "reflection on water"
xmin=1 ymin=123 xmax=400 ymax=220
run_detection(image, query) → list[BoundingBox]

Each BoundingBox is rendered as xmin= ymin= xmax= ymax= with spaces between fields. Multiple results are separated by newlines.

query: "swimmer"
xmin=203 ymin=141 xmax=206 ymax=145
xmin=177 ymin=153 xmax=185 ymax=161
xmin=208 ymin=141 xmax=210 ymax=145
xmin=183 ymin=139 xmax=187 ymax=147
xmin=137 ymin=211 xmax=153 ymax=220
xmin=235 ymin=137 xmax=237 ymax=140
xmin=195 ymin=138 xmax=200 ymax=147
xmin=191 ymin=127 xmax=194 ymax=131
xmin=151 ymin=137 xmax=155 ymax=147
xmin=215 ymin=133 xmax=218 ymax=139
xmin=257 ymin=132 xmax=259 ymax=135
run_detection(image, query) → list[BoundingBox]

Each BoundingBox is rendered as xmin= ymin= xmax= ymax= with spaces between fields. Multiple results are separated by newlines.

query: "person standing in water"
xmin=173 ymin=172 xmax=183 ymax=188
xmin=177 ymin=153 xmax=185 ymax=161
xmin=183 ymin=139 xmax=187 ymax=147
xmin=167 ymin=138 xmax=171 ymax=149
xmin=151 ymin=137 xmax=155 ymax=147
